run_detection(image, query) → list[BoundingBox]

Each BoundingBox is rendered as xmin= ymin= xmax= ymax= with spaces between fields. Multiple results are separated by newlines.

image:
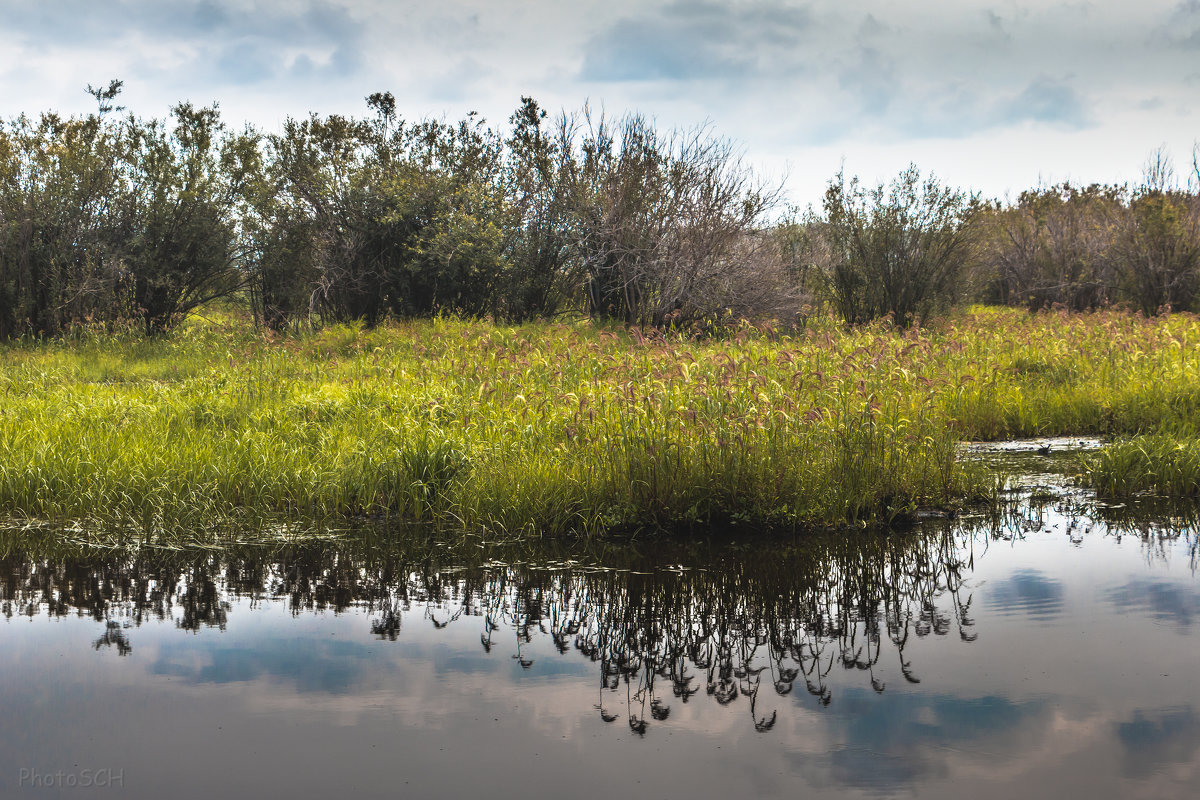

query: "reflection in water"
xmin=0 ymin=551 xmax=232 ymax=630
xmin=985 ymin=569 xmax=1065 ymax=620
xmin=2 ymin=496 xmax=1199 ymax=799
xmin=426 ymin=532 xmax=977 ymax=733
xmin=0 ymin=528 xmax=979 ymax=733
xmin=1117 ymin=707 xmax=1200 ymax=779
xmin=93 ymin=620 xmax=133 ymax=656
xmin=1106 ymin=579 xmax=1200 ymax=630
xmin=789 ymin=690 xmax=1051 ymax=792
xmin=150 ymin=635 xmax=374 ymax=693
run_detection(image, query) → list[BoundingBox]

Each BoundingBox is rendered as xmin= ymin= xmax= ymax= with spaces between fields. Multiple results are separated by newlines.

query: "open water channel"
xmin=2 ymin=444 xmax=1198 ymax=798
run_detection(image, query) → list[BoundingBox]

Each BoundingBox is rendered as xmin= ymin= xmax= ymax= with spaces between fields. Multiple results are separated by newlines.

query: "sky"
xmin=1 ymin=0 xmax=1198 ymax=207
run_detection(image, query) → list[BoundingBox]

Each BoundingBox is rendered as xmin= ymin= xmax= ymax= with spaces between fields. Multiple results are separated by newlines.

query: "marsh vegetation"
xmin=0 ymin=307 xmax=1198 ymax=537
xmin=3 ymin=86 xmax=1200 ymax=536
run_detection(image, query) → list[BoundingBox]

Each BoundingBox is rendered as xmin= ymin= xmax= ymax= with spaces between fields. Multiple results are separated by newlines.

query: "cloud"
xmin=1161 ymin=1 xmax=1200 ymax=48
xmin=2 ymin=0 xmax=358 ymax=45
xmin=421 ymin=57 xmax=493 ymax=103
xmin=837 ymin=46 xmax=900 ymax=116
xmin=1000 ymin=76 xmax=1093 ymax=129
xmin=580 ymin=0 xmax=812 ymax=83
xmin=581 ymin=19 xmax=753 ymax=82
xmin=577 ymin=1 xmax=1108 ymax=149
xmin=214 ymin=41 xmax=278 ymax=85
xmin=0 ymin=0 xmax=367 ymax=87
xmin=0 ymin=0 xmax=1197 ymax=202
xmin=858 ymin=12 xmax=891 ymax=38
xmin=983 ymin=8 xmax=1012 ymax=42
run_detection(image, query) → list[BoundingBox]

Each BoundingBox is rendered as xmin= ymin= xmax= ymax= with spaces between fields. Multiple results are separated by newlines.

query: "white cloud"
xmin=0 ymin=0 xmax=1195 ymax=204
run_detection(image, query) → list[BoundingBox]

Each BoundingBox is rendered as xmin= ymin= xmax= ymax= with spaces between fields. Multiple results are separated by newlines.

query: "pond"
xmin=2 ymin=448 xmax=1198 ymax=799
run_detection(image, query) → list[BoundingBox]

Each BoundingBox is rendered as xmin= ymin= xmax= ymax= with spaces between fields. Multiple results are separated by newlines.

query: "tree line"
xmin=2 ymin=82 xmax=1198 ymax=338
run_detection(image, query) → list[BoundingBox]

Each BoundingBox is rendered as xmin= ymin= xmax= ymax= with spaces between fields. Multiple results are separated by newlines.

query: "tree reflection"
xmin=93 ymin=620 xmax=133 ymax=656
xmin=970 ymin=493 xmax=1200 ymax=572
xmin=0 ymin=526 xmax=984 ymax=732
xmin=473 ymin=531 xmax=980 ymax=734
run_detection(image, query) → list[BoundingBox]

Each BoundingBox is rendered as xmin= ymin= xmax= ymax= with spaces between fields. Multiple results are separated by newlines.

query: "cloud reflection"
xmin=985 ymin=569 xmax=1065 ymax=620
xmin=1106 ymin=578 xmax=1200 ymax=631
xmin=1116 ymin=706 xmax=1200 ymax=779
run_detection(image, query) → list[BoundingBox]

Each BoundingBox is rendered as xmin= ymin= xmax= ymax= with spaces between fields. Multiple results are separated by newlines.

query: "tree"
xmin=259 ymin=96 xmax=509 ymax=326
xmin=0 ymin=84 xmax=129 ymax=339
xmin=383 ymin=112 xmax=507 ymax=318
xmin=806 ymin=166 xmax=978 ymax=327
xmin=980 ymin=183 xmax=1121 ymax=311
xmin=499 ymin=97 xmax=584 ymax=321
xmin=1114 ymin=190 xmax=1200 ymax=315
xmin=111 ymin=103 xmax=258 ymax=334
xmin=574 ymin=113 xmax=786 ymax=327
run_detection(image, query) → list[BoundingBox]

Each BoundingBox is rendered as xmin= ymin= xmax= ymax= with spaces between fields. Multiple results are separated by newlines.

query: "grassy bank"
xmin=1 ymin=307 xmax=1198 ymax=536
xmin=941 ymin=308 xmax=1200 ymax=500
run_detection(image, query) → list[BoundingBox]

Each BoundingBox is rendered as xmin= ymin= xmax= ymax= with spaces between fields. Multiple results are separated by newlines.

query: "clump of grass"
xmin=1083 ymin=436 xmax=1200 ymax=497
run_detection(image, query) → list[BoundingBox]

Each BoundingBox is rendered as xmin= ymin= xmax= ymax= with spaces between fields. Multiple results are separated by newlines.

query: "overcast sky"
xmin=2 ymin=0 xmax=1197 ymax=206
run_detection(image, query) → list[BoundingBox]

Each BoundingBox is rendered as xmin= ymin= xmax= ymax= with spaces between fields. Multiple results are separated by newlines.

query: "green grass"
xmin=1083 ymin=436 xmax=1200 ymax=497
xmin=2 ymin=305 xmax=1200 ymax=536
xmin=939 ymin=306 xmax=1200 ymax=439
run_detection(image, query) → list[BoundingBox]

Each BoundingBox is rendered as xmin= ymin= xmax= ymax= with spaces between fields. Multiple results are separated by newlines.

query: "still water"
xmin=2 ymin=460 xmax=1199 ymax=798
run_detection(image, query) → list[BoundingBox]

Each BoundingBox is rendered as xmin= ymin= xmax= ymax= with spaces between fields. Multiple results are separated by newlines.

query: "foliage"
xmin=0 ymin=310 xmax=1020 ymax=537
xmin=0 ymin=102 xmax=124 ymax=338
xmin=1084 ymin=435 xmax=1200 ymax=497
xmin=980 ymin=183 xmax=1122 ymax=311
xmin=498 ymin=97 xmax=584 ymax=321
xmin=256 ymin=104 xmax=508 ymax=326
xmin=114 ymin=103 xmax=259 ymax=334
xmin=0 ymin=83 xmax=253 ymax=337
xmin=977 ymin=149 xmax=1200 ymax=315
xmin=6 ymin=87 xmax=1200 ymax=338
xmin=4 ymin=306 xmax=1200 ymax=534
xmin=802 ymin=166 xmax=978 ymax=327
xmin=1113 ymin=187 xmax=1200 ymax=315
xmin=0 ymin=528 xmax=976 ymax=724
xmin=574 ymin=113 xmax=792 ymax=327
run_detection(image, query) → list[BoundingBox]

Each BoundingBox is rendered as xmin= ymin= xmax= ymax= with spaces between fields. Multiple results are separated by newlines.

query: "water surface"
xmin=2 ymin=470 xmax=1198 ymax=798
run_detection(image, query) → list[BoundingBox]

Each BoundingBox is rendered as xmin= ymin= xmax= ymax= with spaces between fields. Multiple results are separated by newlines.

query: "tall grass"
xmin=3 ymin=306 xmax=1199 ymax=535
xmin=936 ymin=307 xmax=1200 ymax=498
xmin=1083 ymin=436 xmax=1200 ymax=497
xmin=940 ymin=306 xmax=1200 ymax=439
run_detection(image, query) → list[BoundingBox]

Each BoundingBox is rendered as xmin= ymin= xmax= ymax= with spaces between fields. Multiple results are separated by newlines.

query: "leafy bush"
xmin=979 ymin=183 xmax=1121 ymax=311
xmin=801 ymin=166 xmax=978 ymax=327
xmin=574 ymin=113 xmax=793 ymax=327
xmin=0 ymin=82 xmax=253 ymax=337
